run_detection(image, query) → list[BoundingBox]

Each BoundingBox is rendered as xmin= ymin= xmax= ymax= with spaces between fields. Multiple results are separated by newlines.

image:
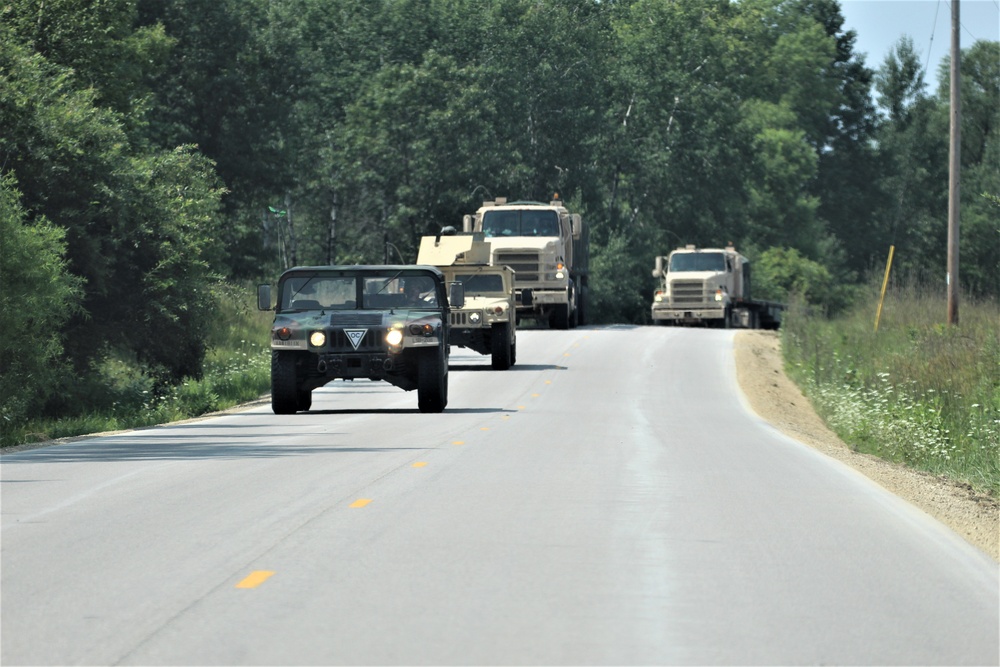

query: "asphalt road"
xmin=2 ymin=326 xmax=997 ymax=665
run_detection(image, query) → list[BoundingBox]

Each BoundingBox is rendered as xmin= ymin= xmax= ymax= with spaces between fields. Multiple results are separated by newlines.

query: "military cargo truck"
xmin=462 ymin=195 xmax=588 ymax=329
xmin=257 ymin=265 xmax=463 ymax=414
xmin=651 ymin=244 xmax=783 ymax=329
xmin=417 ymin=231 xmax=521 ymax=370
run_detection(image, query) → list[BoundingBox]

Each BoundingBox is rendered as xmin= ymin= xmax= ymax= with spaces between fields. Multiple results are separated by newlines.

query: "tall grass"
xmin=1 ymin=282 xmax=273 ymax=448
xmin=782 ymin=277 xmax=1000 ymax=495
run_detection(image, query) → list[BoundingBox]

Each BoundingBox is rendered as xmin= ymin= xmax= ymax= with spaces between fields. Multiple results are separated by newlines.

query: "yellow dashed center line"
xmin=236 ymin=571 xmax=275 ymax=589
xmin=531 ymin=393 xmax=540 ymax=398
xmin=544 ymin=380 xmax=552 ymax=384
xmin=517 ymin=405 xmax=526 ymax=410
xmin=452 ymin=440 xmax=465 ymax=446
xmin=349 ymin=498 xmax=372 ymax=508
xmin=480 ymin=427 xmax=490 ymax=431
xmin=412 ymin=461 xmax=428 ymax=468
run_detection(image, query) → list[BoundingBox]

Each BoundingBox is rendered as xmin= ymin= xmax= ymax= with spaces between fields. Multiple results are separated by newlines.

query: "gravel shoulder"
xmin=734 ymin=329 xmax=999 ymax=562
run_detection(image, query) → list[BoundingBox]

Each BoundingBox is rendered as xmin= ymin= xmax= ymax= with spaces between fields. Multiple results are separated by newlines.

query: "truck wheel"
xmin=298 ymin=388 xmax=312 ymax=412
xmin=723 ymin=306 xmax=733 ymax=329
xmin=491 ymin=323 xmax=512 ymax=370
xmin=510 ymin=341 xmax=517 ymax=367
xmin=271 ymin=351 xmax=300 ymax=414
xmin=550 ymin=304 xmax=570 ymax=330
xmin=417 ymin=348 xmax=448 ymax=413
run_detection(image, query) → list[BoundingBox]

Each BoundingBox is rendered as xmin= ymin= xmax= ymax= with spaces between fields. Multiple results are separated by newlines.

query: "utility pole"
xmin=947 ymin=0 xmax=961 ymax=325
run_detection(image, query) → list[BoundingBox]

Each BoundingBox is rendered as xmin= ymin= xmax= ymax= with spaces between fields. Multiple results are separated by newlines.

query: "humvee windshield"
xmin=279 ymin=271 xmax=440 ymax=310
xmin=669 ymin=252 xmax=726 ymax=272
xmin=453 ymin=273 xmax=505 ymax=294
xmin=482 ymin=210 xmax=559 ymax=238
xmin=282 ymin=276 xmax=357 ymax=310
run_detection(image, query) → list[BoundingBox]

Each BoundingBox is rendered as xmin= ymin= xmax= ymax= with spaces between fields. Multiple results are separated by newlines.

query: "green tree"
xmin=0 ymin=175 xmax=83 ymax=424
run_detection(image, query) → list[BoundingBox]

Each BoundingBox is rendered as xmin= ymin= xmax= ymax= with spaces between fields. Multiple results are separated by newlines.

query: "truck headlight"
xmin=386 ymin=329 xmax=404 ymax=346
xmin=309 ymin=331 xmax=326 ymax=347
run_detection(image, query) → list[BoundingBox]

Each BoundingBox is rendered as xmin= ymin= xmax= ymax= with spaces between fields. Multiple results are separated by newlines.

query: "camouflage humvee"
xmin=257 ymin=265 xmax=463 ymax=414
xmin=417 ymin=232 xmax=526 ymax=370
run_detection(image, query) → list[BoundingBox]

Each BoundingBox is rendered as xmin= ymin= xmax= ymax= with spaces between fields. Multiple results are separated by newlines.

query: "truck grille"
xmin=670 ymin=280 xmax=709 ymax=306
xmin=494 ymin=251 xmax=539 ymax=281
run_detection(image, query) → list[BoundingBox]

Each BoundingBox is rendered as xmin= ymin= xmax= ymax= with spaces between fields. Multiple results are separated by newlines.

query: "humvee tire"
xmin=297 ymin=388 xmax=312 ymax=412
xmin=417 ymin=348 xmax=447 ymax=413
xmin=271 ymin=351 xmax=300 ymax=414
xmin=491 ymin=322 xmax=512 ymax=370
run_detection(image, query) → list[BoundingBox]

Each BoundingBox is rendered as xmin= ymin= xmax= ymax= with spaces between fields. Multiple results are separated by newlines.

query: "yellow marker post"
xmin=875 ymin=245 xmax=895 ymax=333
xmin=236 ymin=571 xmax=275 ymax=589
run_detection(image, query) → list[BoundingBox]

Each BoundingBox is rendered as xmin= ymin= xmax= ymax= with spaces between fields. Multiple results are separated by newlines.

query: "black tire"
xmin=298 ymin=388 xmax=312 ymax=412
xmin=510 ymin=340 xmax=517 ymax=367
xmin=577 ymin=286 xmax=588 ymax=326
xmin=417 ymin=347 xmax=448 ymax=413
xmin=271 ymin=351 xmax=300 ymax=414
xmin=550 ymin=304 xmax=570 ymax=330
xmin=491 ymin=323 xmax=513 ymax=370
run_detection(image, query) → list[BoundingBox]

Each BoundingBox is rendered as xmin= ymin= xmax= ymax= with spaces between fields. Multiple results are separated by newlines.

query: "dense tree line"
xmin=1 ymin=0 xmax=997 ymax=425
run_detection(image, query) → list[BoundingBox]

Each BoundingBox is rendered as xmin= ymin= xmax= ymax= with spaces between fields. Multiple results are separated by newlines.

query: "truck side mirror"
xmin=462 ymin=215 xmax=473 ymax=233
xmin=652 ymin=256 xmax=664 ymax=278
xmin=571 ymin=214 xmax=582 ymax=239
xmin=520 ymin=288 xmax=533 ymax=307
xmin=449 ymin=282 xmax=465 ymax=309
xmin=257 ymin=284 xmax=272 ymax=311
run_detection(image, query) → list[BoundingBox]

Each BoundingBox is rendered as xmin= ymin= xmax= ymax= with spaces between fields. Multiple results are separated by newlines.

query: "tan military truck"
xmin=417 ymin=231 xmax=522 ymax=370
xmin=651 ymin=244 xmax=783 ymax=329
xmin=462 ymin=195 xmax=588 ymax=329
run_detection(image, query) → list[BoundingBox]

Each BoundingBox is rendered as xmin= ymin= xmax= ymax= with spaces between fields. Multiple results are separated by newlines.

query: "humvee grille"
xmin=451 ymin=311 xmax=483 ymax=326
xmin=327 ymin=328 xmax=386 ymax=353
xmin=494 ymin=251 xmax=539 ymax=281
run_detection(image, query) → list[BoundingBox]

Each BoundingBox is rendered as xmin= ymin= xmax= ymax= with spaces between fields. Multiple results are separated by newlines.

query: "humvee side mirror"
xmin=257 ymin=284 xmax=272 ymax=311
xmin=520 ymin=288 xmax=533 ymax=307
xmin=449 ymin=282 xmax=465 ymax=309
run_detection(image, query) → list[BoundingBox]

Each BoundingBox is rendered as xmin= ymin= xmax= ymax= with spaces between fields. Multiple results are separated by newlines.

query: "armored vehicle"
xmin=257 ymin=265 xmax=463 ymax=414
xmin=417 ymin=232 xmax=522 ymax=370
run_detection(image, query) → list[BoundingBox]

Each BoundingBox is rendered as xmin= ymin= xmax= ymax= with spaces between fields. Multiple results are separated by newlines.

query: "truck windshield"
xmin=669 ymin=252 xmax=726 ymax=272
xmin=482 ymin=210 xmax=559 ymax=237
xmin=281 ymin=276 xmax=357 ymax=310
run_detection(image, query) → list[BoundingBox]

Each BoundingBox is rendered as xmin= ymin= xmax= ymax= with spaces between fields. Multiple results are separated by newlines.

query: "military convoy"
xmin=462 ymin=196 xmax=588 ymax=329
xmin=257 ymin=265 xmax=462 ymax=414
xmin=416 ymin=231 xmax=520 ymax=370
xmin=256 ymin=202 xmax=786 ymax=415
xmin=651 ymin=244 xmax=783 ymax=329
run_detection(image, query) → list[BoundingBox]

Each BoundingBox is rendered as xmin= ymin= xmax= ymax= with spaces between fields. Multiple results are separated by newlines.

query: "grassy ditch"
xmin=781 ymin=280 xmax=999 ymax=495
xmin=1 ymin=282 xmax=273 ymax=448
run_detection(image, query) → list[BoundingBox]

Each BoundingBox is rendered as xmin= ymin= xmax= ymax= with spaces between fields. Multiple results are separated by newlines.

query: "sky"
xmin=838 ymin=0 xmax=1000 ymax=90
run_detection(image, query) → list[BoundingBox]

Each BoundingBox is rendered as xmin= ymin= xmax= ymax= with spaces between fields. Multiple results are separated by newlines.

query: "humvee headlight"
xmin=386 ymin=329 xmax=404 ymax=346
xmin=408 ymin=323 xmax=436 ymax=337
xmin=469 ymin=312 xmax=482 ymax=324
xmin=276 ymin=326 xmax=292 ymax=341
xmin=309 ymin=331 xmax=326 ymax=347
